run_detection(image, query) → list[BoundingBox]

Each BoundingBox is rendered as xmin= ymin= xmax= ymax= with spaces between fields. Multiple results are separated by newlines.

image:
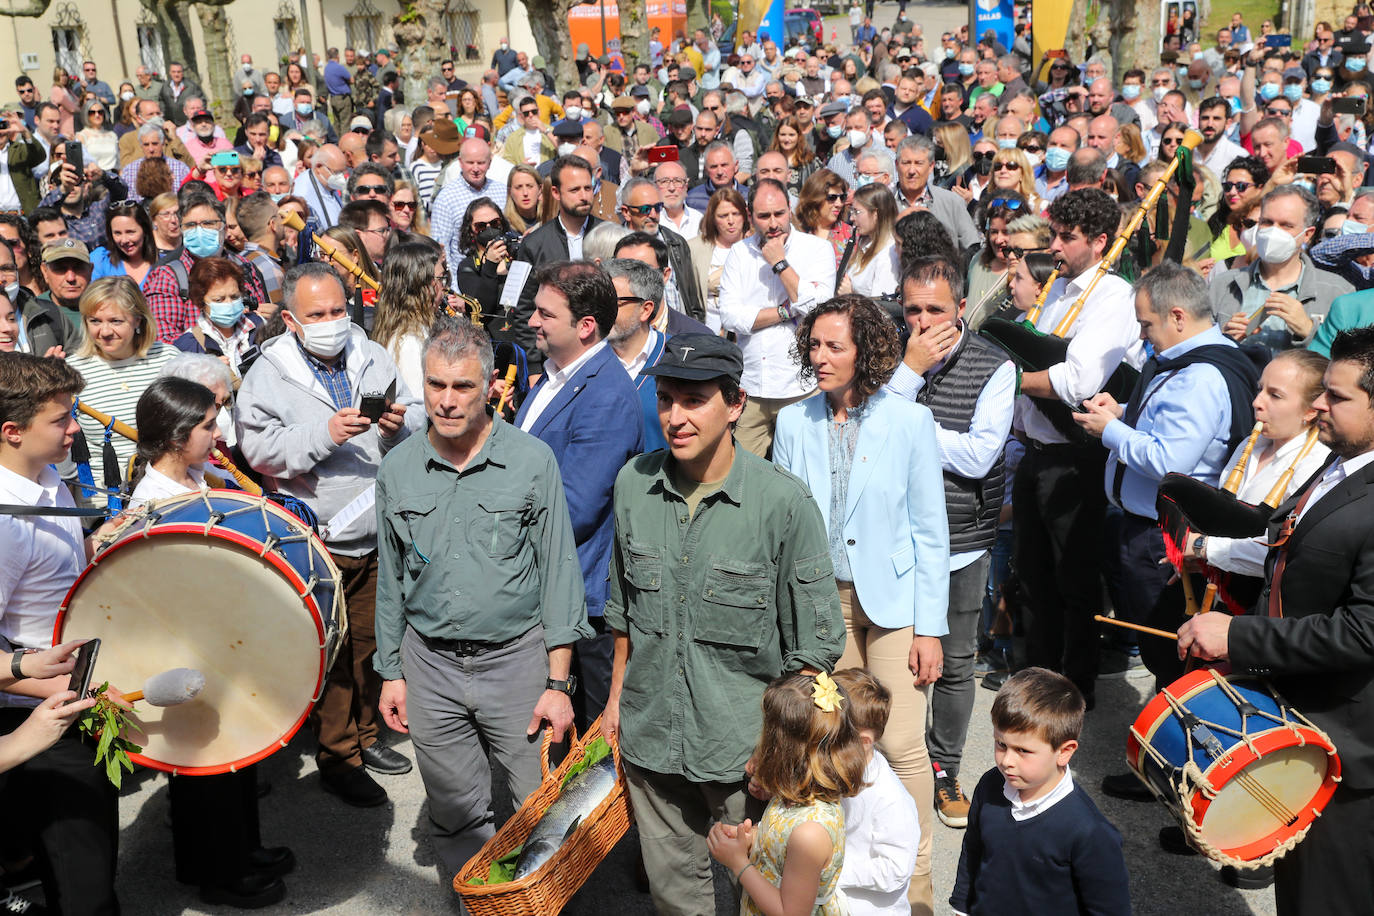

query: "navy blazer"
xmin=515 ymin=344 xmax=645 ymax=617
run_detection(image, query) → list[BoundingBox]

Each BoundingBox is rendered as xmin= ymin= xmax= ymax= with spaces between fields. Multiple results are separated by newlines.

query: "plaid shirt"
xmin=240 ymin=244 xmax=285 ymax=305
xmin=119 ymin=157 xmax=191 ymax=202
xmin=37 ymin=189 xmax=110 ymax=249
xmin=147 ymin=248 xmax=270 ymax=343
xmin=431 ymin=175 xmax=508 ymax=285
xmin=298 ymin=338 xmax=351 ymax=409
xmin=1309 ymin=231 xmax=1374 ymax=289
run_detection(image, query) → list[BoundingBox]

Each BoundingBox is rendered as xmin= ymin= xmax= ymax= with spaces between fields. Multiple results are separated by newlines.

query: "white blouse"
xmin=847 ymin=239 xmax=900 ymax=299
xmin=129 ymin=463 xmax=207 ymax=508
xmin=1204 ymin=431 xmax=1331 ymax=577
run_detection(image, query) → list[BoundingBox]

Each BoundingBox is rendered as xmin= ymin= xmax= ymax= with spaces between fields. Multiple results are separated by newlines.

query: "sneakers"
xmin=934 ymin=774 xmax=970 ymax=828
xmin=973 ymin=651 xmax=1007 ymax=678
xmin=0 ymin=891 xmax=44 ymax=915
xmin=1098 ymin=648 xmax=1150 ymax=680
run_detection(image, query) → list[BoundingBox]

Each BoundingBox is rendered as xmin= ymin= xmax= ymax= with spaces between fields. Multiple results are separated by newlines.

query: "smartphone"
xmin=357 ymin=377 xmax=397 ymax=423
xmin=66 ymin=638 xmax=100 ymax=702
xmin=1046 ymin=48 xmax=1068 ymax=58
xmin=1265 ymin=34 xmax=1292 ymax=48
xmin=64 ymin=140 xmax=82 ymax=176
xmin=646 ymin=144 xmax=679 ymax=164
xmin=1296 ymin=155 xmax=1337 ymax=175
xmin=1334 ymin=96 xmax=1368 ymax=116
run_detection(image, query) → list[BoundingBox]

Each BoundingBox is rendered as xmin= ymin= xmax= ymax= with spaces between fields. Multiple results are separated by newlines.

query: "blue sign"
xmin=975 ymin=0 xmax=1015 ymax=55
xmin=757 ymin=0 xmax=787 ymax=49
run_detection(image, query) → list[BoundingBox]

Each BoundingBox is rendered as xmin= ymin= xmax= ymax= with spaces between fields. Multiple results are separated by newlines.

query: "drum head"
xmin=58 ymin=529 xmax=330 ymax=775
xmin=1198 ymin=742 xmax=1331 ymax=855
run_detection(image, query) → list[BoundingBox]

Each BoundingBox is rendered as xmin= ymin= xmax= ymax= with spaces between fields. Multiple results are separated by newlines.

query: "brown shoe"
xmin=935 ymin=774 xmax=970 ymax=828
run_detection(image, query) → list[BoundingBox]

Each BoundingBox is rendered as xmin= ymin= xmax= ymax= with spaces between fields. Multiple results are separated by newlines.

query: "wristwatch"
xmin=546 ymin=676 xmax=578 ymax=696
xmin=1191 ymin=536 xmax=1207 ymax=561
xmin=771 ymin=259 xmax=790 ymax=275
xmin=10 ymin=649 xmax=31 ymax=680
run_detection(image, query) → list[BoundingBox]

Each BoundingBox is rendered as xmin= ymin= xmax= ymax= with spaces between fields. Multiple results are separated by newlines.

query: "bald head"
xmin=314 ymin=144 xmax=346 ymax=173
xmin=582 ymin=119 xmax=605 ymax=149
xmin=573 ymin=145 xmax=602 ymax=176
xmin=262 ymin=165 xmax=292 ymax=195
xmin=338 ymin=132 xmax=366 ymax=167
xmin=756 ymin=150 xmax=789 ymax=186
xmin=1086 ymin=115 xmax=1118 ymax=151
xmin=458 ymin=138 xmax=493 ymax=187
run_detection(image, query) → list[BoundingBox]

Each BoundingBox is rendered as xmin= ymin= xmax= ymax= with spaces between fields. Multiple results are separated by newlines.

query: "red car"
xmin=787 ymin=7 xmax=824 ymax=45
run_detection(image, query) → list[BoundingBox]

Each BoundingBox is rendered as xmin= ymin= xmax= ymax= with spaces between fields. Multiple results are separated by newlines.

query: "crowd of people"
xmin=5 ymin=3 xmax=1374 ymax=915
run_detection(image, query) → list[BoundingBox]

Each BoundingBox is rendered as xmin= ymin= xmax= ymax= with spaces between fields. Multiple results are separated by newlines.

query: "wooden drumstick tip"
xmin=1093 ymin=614 xmax=1180 ymax=641
xmin=122 ymin=690 xmax=144 ymax=703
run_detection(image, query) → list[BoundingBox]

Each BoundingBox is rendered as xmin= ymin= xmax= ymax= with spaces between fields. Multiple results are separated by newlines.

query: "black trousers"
xmin=169 ymin=767 xmax=260 ymax=887
xmin=1276 ymin=784 xmax=1374 ymax=915
xmin=0 ymin=707 xmax=118 ymax=915
xmin=572 ymin=616 xmax=613 ymax=733
xmin=1115 ymin=512 xmax=1189 ymax=688
xmin=1014 ymin=443 xmax=1107 ymax=700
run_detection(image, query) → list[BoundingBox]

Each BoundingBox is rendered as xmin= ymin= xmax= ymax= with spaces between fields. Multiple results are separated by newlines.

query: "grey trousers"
xmin=624 ymin=762 xmax=763 ymax=916
xmin=928 ymin=554 xmax=992 ymax=777
xmin=401 ymin=625 xmax=548 ymax=877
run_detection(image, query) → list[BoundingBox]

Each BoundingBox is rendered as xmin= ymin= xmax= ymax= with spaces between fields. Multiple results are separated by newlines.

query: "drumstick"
xmin=120 ymin=668 xmax=205 ymax=706
xmin=1093 ymin=615 xmax=1179 ymax=641
xmin=494 ymin=364 xmax=518 ymax=415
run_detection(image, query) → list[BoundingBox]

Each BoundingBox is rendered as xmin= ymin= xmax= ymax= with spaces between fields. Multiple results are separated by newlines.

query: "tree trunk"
xmin=392 ymin=0 xmax=450 ymax=107
xmin=685 ymin=0 xmax=709 ymax=35
xmin=196 ymin=3 xmax=236 ymax=107
xmin=620 ymin=0 xmax=650 ymax=70
xmin=522 ymin=0 xmax=580 ymax=91
xmin=144 ymin=0 xmax=200 ymax=85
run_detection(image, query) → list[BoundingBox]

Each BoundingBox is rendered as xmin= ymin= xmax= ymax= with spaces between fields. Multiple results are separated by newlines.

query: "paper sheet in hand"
xmin=322 ymin=485 xmax=375 ymax=543
xmin=500 ymin=261 xmax=532 ymax=309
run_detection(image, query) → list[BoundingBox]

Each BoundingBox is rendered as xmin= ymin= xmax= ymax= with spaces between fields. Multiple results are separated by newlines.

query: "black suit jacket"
xmin=658 ymin=225 xmax=705 ymax=323
xmin=512 ymin=214 xmax=604 ymax=373
xmin=1232 ymin=455 xmax=1374 ymax=788
xmin=159 ymin=80 xmax=204 ymax=126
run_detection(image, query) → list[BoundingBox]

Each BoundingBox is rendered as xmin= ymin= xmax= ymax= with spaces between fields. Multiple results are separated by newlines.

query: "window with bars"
xmin=52 ymin=28 xmax=81 ymax=76
xmin=136 ymin=25 xmax=166 ymax=76
xmin=446 ymin=1 xmax=481 ymax=61
xmin=345 ymin=0 xmax=385 ymax=53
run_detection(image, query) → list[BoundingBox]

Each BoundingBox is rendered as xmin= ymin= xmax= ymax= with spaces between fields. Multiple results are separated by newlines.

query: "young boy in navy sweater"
xmin=951 ymin=667 xmax=1131 ymax=915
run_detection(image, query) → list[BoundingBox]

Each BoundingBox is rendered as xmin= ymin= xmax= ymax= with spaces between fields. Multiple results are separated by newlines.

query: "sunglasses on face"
xmin=1004 ymin=245 xmax=1047 ymax=259
xmin=354 ymin=184 xmax=388 ymax=194
xmin=520 ymin=108 xmax=539 ymax=117
xmin=972 ymin=150 xmax=994 ymax=162
xmin=1221 ymin=180 xmax=1253 ymax=192
xmin=470 ymin=218 xmax=503 ymax=233
xmin=1162 ymin=136 xmax=1183 ymax=145
xmin=993 ymin=161 xmax=1021 ymax=171
xmin=1265 ymin=106 xmax=1290 ymax=116
xmin=825 ymin=192 xmax=846 ymax=202
xmin=1020 ymin=144 xmax=1043 ymax=153
xmin=393 ymin=199 xmax=417 ymax=210
xmin=625 ymin=202 xmax=664 ymax=215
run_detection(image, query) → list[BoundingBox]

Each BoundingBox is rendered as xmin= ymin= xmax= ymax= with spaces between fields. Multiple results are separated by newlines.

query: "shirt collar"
xmin=656 ymin=442 xmax=749 ymax=506
xmin=1003 ymin=765 xmax=1075 ymax=816
xmin=621 ymin=328 xmax=661 ymax=378
xmin=422 ymin=411 xmax=508 ymax=474
xmin=1329 ymin=450 xmax=1374 ymax=484
xmin=295 ymin=336 xmax=346 ymax=373
xmin=543 ymin=339 xmax=605 ymax=383
xmin=0 ymin=461 xmax=59 ymax=505
xmin=1157 ymin=323 xmax=1228 ymax=359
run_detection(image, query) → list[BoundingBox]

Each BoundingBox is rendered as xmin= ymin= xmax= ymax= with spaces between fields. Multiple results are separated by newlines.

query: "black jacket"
xmin=512 ymin=214 xmax=604 ymax=372
xmin=659 ymin=225 xmax=705 ymax=323
xmin=1235 ymin=456 xmax=1374 ymax=788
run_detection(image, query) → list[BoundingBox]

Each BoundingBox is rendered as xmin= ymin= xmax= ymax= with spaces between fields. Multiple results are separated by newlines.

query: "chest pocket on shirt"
xmin=477 ymin=499 xmax=535 ymax=558
xmin=623 ymin=541 xmax=665 ymax=635
xmin=388 ymin=501 xmax=435 ymax=578
xmin=697 ymin=559 xmax=771 ymax=649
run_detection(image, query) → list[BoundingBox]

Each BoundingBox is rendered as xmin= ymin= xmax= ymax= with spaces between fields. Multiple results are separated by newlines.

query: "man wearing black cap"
xmin=811 ymin=100 xmax=849 ymax=162
xmin=603 ymin=333 xmax=844 ymax=916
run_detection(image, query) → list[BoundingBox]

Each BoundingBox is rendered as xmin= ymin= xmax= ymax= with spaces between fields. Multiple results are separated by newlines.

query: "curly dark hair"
xmin=896 ymin=210 xmax=958 ymax=273
xmin=793 ymin=295 xmax=901 ymax=400
xmin=459 ymin=196 xmax=507 ymax=256
xmin=0 ymin=213 xmax=42 ymax=291
xmin=1046 ymin=188 xmax=1121 ymax=246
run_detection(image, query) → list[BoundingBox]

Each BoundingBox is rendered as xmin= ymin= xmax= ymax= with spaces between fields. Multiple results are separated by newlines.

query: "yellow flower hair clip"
xmin=812 ymin=672 xmax=843 ymax=713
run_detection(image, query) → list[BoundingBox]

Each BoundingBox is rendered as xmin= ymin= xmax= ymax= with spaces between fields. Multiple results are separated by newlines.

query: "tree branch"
xmin=0 ymin=0 xmax=54 ymax=18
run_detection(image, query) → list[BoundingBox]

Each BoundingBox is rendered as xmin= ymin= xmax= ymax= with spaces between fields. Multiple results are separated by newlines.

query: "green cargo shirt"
xmin=373 ymin=417 xmax=592 ymax=681
xmin=603 ymin=446 xmax=845 ymax=783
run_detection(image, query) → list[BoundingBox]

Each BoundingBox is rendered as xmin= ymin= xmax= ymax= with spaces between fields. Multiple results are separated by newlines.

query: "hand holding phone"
xmin=1296 ymin=155 xmax=1338 ymax=175
xmin=65 ymin=638 xmax=100 ymax=703
xmin=646 ymin=144 xmax=679 ymax=164
xmin=1334 ymin=96 xmax=1368 ymax=116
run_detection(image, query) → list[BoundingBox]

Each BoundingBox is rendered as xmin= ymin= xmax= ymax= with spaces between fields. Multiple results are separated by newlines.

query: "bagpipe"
xmin=979 ymin=131 xmax=1205 ymax=440
xmin=1156 ymin=423 xmax=1323 ymax=615
xmin=278 ymin=209 xmax=380 ymax=294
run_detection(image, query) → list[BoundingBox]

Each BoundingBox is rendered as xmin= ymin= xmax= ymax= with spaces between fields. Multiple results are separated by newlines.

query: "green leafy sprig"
xmin=76 ymin=682 xmax=142 ymax=789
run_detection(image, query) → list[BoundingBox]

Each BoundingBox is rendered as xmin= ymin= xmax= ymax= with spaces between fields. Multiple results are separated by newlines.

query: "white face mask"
xmin=565 ymin=106 xmax=583 ymax=121
xmin=1253 ymin=225 xmax=1301 ymax=264
xmin=325 ymin=172 xmax=348 ymax=193
xmin=636 ymin=99 xmax=650 ymax=115
xmin=294 ymin=314 xmax=351 ymax=358
xmin=216 ymin=406 xmax=236 ymax=448
xmin=3 ymin=281 xmax=17 ymax=302
xmin=1152 ymin=86 xmax=1168 ymax=103
xmin=847 ymin=128 xmax=868 ymax=148
xmin=557 ymin=142 xmax=576 ymax=156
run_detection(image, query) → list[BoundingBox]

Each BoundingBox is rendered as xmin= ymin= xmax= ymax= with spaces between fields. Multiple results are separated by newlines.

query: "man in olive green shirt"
xmin=374 ymin=316 xmax=591 ymax=879
xmin=603 ymin=334 xmax=845 ymax=916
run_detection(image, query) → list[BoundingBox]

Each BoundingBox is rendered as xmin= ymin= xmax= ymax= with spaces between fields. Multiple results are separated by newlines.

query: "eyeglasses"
xmin=244 ymin=171 xmax=261 ymax=179
xmin=625 ymin=202 xmax=664 ymax=215
xmin=616 ymin=295 xmax=645 ymax=305
xmin=993 ymin=161 xmax=1022 ymax=171
xmin=1264 ymin=106 xmax=1291 ymax=115
xmin=655 ymin=177 xmax=687 ymax=187
xmin=216 ymin=166 xmax=244 ymax=176
xmin=1162 ymin=136 xmax=1184 ymax=145
xmin=393 ymin=199 xmax=417 ymax=210
xmin=1004 ymin=245 xmax=1047 ymax=259
xmin=354 ymin=184 xmax=389 ymax=195
xmin=1020 ymin=144 xmax=1043 ymax=153
xmin=989 ymin=197 xmax=1024 ymax=210
xmin=471 ymin=218 xmax=503 ymax=233
xmin=89 ymin=110 xmax=106 ymax=117
xmin=182 ymin=219 xmax=223 ymax=231
xmin=825 ymin=192 xmax=845 ymax=202
xmin=519 ymin=108 xmax=539 ymax=117
xmin=1221 ymin=180 xmax=1253 ymax=192
xmin=357 ymin=225 xmax=392 ymax=236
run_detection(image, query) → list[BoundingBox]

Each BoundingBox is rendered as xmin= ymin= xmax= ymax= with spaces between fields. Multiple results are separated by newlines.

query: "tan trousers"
xmin=837 ymin=581 xmax=935 ymax=916
xmin=734 ymin=390 xmax=814 ymax=458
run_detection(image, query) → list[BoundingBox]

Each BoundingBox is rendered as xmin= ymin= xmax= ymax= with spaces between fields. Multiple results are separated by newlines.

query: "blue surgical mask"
xmin=1188 ymin=79 xmax=1206 ymax=90
xmin=1351 ymin=57 xmax=1369 ymax=72
xmin=1293 ymin=178 xmax=1315 ymax=195
xmin=855 ymin=174 xmax=875 ymax=188
xmin=295 ymin=102 xmax=314 ymax=117
xmin=1227 ymin=95 xmax=1243 ymax=115
xmin=945 ymin=47 xmax=956 ymax=59
xmin=997 ymin=137 xmax=1017 ymax=149
xmin=826 ymin=123 xmax=844 ymax=139
xmin=1176 ymin=65 xmax=1189 ymax=81
xmin=1044 ymin=146 xmax=1071 ymax=171
xmin=1343 ymin=219 xmax=1369 ymax=235
xmin=1283 ymin=84 xmax=1302 ymax=103
xmin=958 ymin=63 xmax=975 ymax=76
xmin=208 ymin=298 xmax=245 ymax=326
xmin=183 ymin=226 xmax=223 ymax=258
xmin=1122 ymin=84 xmax=1141 ymax=101
xmin=1312 ymin=78 xmax=1333 ymax=94
xmin=1258 ymin=83 xmax=1280 ymax=101
xmin=270 ymin=192 xmax=287 ymax=203
xmin=243 ymin=87 xmax=255 ymax=97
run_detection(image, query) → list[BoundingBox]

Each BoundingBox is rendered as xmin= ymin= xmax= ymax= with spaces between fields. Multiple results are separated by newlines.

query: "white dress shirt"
xmin=662 ymin=205 xmax=702 ymax=240
xmin=718 ymin=229 xmax=836 ymax=399
xmin=618 ymin=328 xmax=661 ymax=380
xmin=130 ymin=464 xmax=207 ymax=507
xmin=846 ymin=239 xmax=900 ymax=299
xmin=519 ymin=339 xmax=606 ymax=430
xmin=1016 ymin=260 xmax=1140 ymax=446
xmin=0 ymin=463 xmax=86 ymax=706
xmin=1005 ymin=764 xmax=1076 ymax=821
xmin=1295 ymin=450 xmax=1374 ymax=526
xmin=1204 ymin=432 xmax=1331 ymax=576
xmin=886 ymin=333 xmax=1017 ymax=571
xmin=0 ymin=147 xmax=20 ymax=212
xmin=839 ymin=751 xmax=920 ymax=916
xmin=1200 ymin=136 xmax=1248 ymax=180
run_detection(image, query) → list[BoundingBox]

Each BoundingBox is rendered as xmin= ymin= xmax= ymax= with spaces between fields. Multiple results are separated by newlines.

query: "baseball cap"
xmin=552 ymin=119 xmax=584 ymax=138
xmin=349 ymin=114 xmax=374 ymax=131
xmin=189 ymin=108 xmax=214 ymax=121
xmin=679 ymin=65 xmax=697 ymax=82
xmin=1283 ymin=66 xmax=1306 ymax=82
xmin=644 ymin=334 xmax=744 ymax=383
xmin=629 ymin=84 xmax=651 ymax=99
xmin=464 ymin=123 xmax=491 ymax=141
xmin=42 ymin=238 xmax=91 ymax=266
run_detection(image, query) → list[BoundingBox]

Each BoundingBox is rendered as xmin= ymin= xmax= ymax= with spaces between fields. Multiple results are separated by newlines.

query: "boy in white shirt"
xmin=832 ymin=668 xmax=920 ymax=916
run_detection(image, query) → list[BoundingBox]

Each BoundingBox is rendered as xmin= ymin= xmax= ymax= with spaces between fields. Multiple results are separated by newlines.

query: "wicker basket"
xmin=453 ymin=717 xmax=633 ymax=915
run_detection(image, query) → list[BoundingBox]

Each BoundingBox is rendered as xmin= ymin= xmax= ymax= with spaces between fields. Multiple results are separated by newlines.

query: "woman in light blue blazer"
xmin=772 ymin=294 xmax=950 ymax=911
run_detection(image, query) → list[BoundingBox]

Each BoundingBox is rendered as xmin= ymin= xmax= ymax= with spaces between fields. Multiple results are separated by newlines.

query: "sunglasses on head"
xmin=110 ymin=200 xmax=141 ymax=211
xmin=989 ymin=197 xmax=1024 ymax=210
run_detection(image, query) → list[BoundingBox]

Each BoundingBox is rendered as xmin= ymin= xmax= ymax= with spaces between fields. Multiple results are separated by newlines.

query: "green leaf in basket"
xmin=560 ymin=736 xmax=612 ymax=789
xmin=466 ymin=845 xmax=524 ymax=886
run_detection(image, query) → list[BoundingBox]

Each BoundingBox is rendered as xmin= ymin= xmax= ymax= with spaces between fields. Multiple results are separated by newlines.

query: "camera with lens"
xmin=475 ymin=226 xmax=521 ymax=261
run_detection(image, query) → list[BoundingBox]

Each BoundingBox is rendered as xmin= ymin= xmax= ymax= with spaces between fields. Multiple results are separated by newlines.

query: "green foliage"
xmin=466 ymin=845 xmax=523 ymax=885
xmin=560 ymin=736 xmax=611 ymax=789
xmin=77 ymin=682 xmax=142 ymax=790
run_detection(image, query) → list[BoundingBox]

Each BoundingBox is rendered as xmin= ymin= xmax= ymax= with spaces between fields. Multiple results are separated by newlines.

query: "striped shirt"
xmin=119 ymin=156 xmax=191 ymax=202
xmin=68 ymin=342 xmax=180 ymax=485
xmin=410 ymin=160 xmax=442 ymax=211
xmin=431 ymin=174 xmax=508 ymax=287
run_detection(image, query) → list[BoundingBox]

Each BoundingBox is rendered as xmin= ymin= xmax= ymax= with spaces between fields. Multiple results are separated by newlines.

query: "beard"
xmin=1319 ymin=418 xmax=1374 ymax=460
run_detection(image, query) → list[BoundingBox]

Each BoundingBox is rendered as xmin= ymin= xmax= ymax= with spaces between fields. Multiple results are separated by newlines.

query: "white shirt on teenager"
xmin=0 ymin=463 xmax=86 ymax=706
xmin=129 ymin=463 xmax=207 ymax=507
xmin=519 ymin=339 xmax=606 ymax=431
xmin=839 ymin=750 xmax=920 ymax=916
xmin=718 ymin=228 xmax=836 ymax=399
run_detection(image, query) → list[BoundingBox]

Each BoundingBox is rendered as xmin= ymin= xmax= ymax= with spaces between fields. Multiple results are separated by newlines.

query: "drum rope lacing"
xmin=1131 ymin=669 xmax=1339 ymax=868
